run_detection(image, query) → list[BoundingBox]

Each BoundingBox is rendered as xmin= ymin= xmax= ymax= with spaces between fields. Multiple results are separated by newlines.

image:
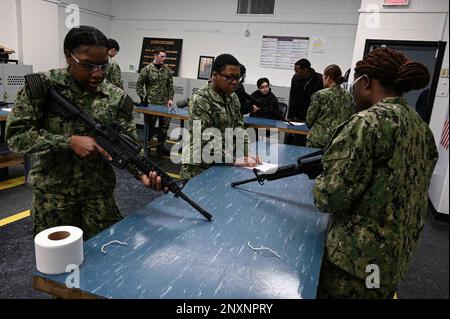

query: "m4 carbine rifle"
xmin=231 ymin=149 xmax=324 ymax=188
xmin=25 ymin=74 xmax=212 ymax=221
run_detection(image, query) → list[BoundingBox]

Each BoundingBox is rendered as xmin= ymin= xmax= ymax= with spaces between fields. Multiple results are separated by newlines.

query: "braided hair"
xmin=63 ymin=25 xmax=109 ymax=53
xmin=355 ymin=47 xmax=430 ymax=93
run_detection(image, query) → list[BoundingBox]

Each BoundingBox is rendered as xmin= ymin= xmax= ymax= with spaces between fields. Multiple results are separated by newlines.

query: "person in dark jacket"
xmin=415 ymin=88 xmax=430 ymax=121
xmin=286 ymin=58 xmax=323 ymax=145
xmin=250 ymin=77 xmax=282 ymax=120
xmin=234 ymin=64 xmax=259 ymax=115
xmin=288 ymin=58 xmax=324 ymax=121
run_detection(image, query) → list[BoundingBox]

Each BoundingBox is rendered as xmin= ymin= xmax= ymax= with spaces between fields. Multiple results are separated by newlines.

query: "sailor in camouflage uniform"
xmin=106 ymin=61 xmax=123 ymax=89
xmin=105 ymin=38 xmax=124 ymax=89
xmin=306 ymin=64 xmax=355 ymax=149
xmin=313 ymin=48 xmax=438 ymax=298
xmin=136 ymin=48 xmax=174 ymax=154
xmin=6 ymin=26 xmax=150 ymax=240
xmin=180 ymin=54 xmax=259 ymax=180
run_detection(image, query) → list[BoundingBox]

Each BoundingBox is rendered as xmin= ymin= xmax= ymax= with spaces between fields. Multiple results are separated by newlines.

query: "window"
xmin=237 ymin=0 xmax=275 ymax=14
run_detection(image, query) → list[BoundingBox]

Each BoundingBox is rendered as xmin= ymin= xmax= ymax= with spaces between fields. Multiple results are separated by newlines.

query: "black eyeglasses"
xmin=218 ymin=73 xmax=243 ymax=84
xmin=71 ymin=53 xmax=110 ymax=73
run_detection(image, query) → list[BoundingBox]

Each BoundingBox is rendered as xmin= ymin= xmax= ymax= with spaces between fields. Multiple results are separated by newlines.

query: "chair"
xmin=278 ymin=102 xmax=288 ymax=118
xmin=343 ymin=68 xmax=351 ymax=83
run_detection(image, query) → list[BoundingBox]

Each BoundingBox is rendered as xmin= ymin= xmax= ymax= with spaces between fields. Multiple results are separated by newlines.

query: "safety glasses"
xmin=71 ymin=53 xmax=110 ymax=74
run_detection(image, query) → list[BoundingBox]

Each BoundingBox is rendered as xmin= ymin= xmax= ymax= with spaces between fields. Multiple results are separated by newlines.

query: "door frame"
xmin=363 ymin=39 xmax=447 ymax=124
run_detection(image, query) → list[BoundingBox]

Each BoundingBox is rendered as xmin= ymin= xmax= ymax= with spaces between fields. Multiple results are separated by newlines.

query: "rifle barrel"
xmin=178 ymin=192 xmax=213 ymax=221
xmin=231 ymin=177 xmax=260 ymax=187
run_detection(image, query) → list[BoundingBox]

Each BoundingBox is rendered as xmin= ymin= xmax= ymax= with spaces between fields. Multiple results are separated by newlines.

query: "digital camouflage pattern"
xmin=313 ymin=97 xmax=438 ymax=289
xmin=306 ymin=84 xmax=355 ymax=149
xmin=32 ymin=191 xmax=122 ymax=240
xmin=105 ymin=60 xmax=124 ymax=89
xmin=136 ymin=63 xmax=174 ymax=143
xmin=6 ymin=68 xmax=141 ymax=238
xmin=316 ymin=257 xmax=396 ymax=299
xmin=136 ymin=63 xmax=174 ymax=105
xmin=180 ymin=83 xmax=249 ymax=179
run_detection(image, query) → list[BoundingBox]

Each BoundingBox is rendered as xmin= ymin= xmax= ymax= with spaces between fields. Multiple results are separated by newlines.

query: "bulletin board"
xmin=138 ymin=38 xmax=183 ymax=75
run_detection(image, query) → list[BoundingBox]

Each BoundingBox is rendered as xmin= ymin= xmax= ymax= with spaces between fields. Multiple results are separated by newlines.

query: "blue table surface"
xmin=0 ymin=109 xmax=10 ymax=118
xmin=134 ymin=104 xmax=189 ymax=117
xmin=36 ymin=143 xmax=329 ymax=299
xmin=244 ymin=116 xmax=310 ymax=132
xmin=134 ymin=104 xmax=310 ymax=132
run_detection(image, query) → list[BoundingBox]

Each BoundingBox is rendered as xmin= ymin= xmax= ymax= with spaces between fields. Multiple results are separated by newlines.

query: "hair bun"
xmin=394 ymin=61 xmax=430 ymax=92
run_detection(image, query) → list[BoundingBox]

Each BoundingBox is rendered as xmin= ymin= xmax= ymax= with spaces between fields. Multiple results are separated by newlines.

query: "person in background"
xmin=234 ymin=63 xmax=260 ymax=116
xmin=288 ymin=58 xmax=323 ymax=122
xmin=105 ymin=38 xmax=124 ymax=89
xmin=287 ymin=58 xmax=323 ymax=145
xmin=6 ymin=26 xmax=154 ymax=239
xmin=415 ymin=88 xmax=430 ymax=121
xmin=306 ymin=64 xmax=355 ymax=149
xmin=313 ymin=48 xmax=438 ymax=298
xmin=179 ymin=54 xmax=260 ymax=179
xmin=250 ymin=77 xmax=282 ymax=120
xmin=136 ymin=48 xmax=174 ymax=155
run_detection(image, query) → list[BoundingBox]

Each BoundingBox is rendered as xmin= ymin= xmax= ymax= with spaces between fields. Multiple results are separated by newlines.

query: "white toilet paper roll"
xmin=34 ymin=226 xmax=84 ymax=275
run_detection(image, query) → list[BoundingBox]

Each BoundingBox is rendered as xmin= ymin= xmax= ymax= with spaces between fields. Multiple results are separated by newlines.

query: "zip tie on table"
xmin=101 ymin=240 xmax=128 ymax=254
xmin=248 ymin=241 xmax=281 ymax=258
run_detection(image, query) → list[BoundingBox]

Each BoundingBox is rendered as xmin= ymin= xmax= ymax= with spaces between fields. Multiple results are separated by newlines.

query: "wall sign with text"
xmin=383 ymin=0 xmax=409 ymax=6
xmin=260 ymin=36 xmax=309 ymax=70
xmin=138 ymin=38 xmax=183 ymax=75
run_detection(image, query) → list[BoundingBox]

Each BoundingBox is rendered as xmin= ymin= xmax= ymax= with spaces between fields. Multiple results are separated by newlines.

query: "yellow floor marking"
xmin=0 ymin=176 xmax=26 ymax=191
xmin=0 ymin=210 xmax=31 ymax=227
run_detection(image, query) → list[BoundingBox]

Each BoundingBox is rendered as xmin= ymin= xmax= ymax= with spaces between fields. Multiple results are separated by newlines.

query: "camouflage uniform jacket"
xmin=306 ymin=84 xmax=355 ymax=148
xmin=313 ymin=97 xmax=438 ymax=285
xmin=136 ymin=63 xmax=174 ymax=104
xmin=6 ymin=68 xmax=141 ymax=196
xmin=105 ymin=60 xmax=124 ymax=89
xmin=180 ymin=83 xmax=249 ymax=179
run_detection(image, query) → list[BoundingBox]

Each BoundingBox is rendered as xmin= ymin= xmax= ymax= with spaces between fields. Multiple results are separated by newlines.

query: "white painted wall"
xmin=16 ymin=0 xmax=60 ymax=72
xmin=110 ymin=0 xmax=360 ymax=87
xmin=351 ymin=0 xmax=449 ymax=215
xmin=57 ymin=0 xmax=113 ymax=67
xmin=0 ymin=0 xmax=19 ymax=60
xmin=1 ymin=0 xmax=113 ymax=71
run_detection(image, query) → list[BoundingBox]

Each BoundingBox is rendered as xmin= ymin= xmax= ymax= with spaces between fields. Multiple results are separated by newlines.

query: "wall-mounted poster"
xmin=138 ymin=38 xmax=183 ymax=75
xmin=197 ymin=56 xmax=214 ymax=80
xmin=260 ymin=35 xmax=309 ymax=70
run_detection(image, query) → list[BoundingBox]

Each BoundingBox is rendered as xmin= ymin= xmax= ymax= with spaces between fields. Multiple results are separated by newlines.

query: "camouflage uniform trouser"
xmin=31 ymin=191 xmax=123 ymax=240
xmin=306 ymin=139 xmax=325 ymax=149
xmin=316 ymin=258 xmax=396 ymax=299
xmin=149 ymin=116 xmax=170 ymax=143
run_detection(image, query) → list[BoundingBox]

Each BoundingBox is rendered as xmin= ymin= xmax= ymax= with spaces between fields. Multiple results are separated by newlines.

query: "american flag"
xmin=440 ymin=118 xmax=449 ymax=150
